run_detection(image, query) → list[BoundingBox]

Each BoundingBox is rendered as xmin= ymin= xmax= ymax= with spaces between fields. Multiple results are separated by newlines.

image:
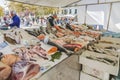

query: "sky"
xmin=0 ymin=0 xmax=6 ymax=7
xmin=0 ymin=0 xmax=9 ymax=10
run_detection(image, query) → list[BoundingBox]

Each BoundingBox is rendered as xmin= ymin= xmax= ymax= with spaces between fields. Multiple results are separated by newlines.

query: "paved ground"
xmin=38 ymin=55 xmax=81 ymax=80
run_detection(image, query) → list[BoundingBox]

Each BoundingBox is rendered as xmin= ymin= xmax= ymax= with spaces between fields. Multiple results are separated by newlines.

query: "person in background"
xmin=46 ymin=14 xmax=57 ymax=33
xmin=47 ymin=14 xmax=57 ymax=27
xmin=6 ymin=10 xmax=20 ymax=28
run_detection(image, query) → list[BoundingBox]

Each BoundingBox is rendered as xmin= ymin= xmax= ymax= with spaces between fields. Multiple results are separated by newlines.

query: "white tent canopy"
xmin=63 ymin=0 xmax=120 ymax=33
xmin=7 ymin=0 xmax=120 ymax=32
xmin=8 ymin=0 xmax=79 ymax=7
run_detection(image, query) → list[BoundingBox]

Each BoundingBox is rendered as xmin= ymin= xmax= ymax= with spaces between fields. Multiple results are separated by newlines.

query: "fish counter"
xmin=0 ymin=28 xmax=69 ymax=80
xmin=0 ymin=24 xmax=103 ymax=80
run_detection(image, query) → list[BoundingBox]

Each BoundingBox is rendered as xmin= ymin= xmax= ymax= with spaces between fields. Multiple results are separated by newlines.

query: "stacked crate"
xmin=79 ymin=51 xmax=119 ymax=80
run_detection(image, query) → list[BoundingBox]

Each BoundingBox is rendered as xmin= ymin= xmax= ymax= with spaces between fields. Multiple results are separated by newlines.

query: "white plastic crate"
xmin=80 ymin=72 xmax=101 ymax=80
xmin=79 ymin=51 xmax=119 ymax=76
xmin=82 ymin=65 xmax=110 ymax=80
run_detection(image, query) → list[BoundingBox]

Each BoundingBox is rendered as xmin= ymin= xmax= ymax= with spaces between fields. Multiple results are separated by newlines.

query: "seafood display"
xmin=63 ymin=44 xmax=82 ymax=51
xmin=86 ymin=55 xmax=117 ymax=66
xmin=25 ymin=24 xmax=101 ymax=53
xmin=87 ymin=42 xmax=119 ymax=57
xmin=3 ymin=28 xmax=40 ymax=45
xmin=0 ymin=23 xmax=119 ymax=80
xmin=47 ymin=46 xmax=58 ymax=54
xmin=47 ymin=40 xmax=68 ymax=53
xmin=0 ymin=28 xmax=69 ymax=80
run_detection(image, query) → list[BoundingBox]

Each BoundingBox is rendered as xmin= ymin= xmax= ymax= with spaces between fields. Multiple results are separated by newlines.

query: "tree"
xmin=8 ymin=1 xmax=59 ymax=16
xmin=0 ymin=6 xmax=4 ymax=17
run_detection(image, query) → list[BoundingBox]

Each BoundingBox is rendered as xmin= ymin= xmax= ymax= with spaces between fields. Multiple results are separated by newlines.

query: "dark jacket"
xmin=48 ymin=16 xmax=54 ymax=27
xmin=9 ymin=15 xmax=20 ymax=28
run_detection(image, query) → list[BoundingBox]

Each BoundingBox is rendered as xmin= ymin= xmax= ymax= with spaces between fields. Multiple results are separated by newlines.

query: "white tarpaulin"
xmin=86 ymin=4 xmax=110 ymax=29
xmin=75 ymin=0 xmax=98 ymax=5
xmin=106 ymin=0 xmax=120 ymax=2
xmin=99 ymin=0 xmax=120 ymax=3
xmin=108 ymin=2 xmax=120 ymax=33
xmin=63 ymin=6 xmax=86 ymax=24
xmin=8 ymin=0 xmax=79 ymax=7
xmin=77 ymin=6 xmax=86 ymax=24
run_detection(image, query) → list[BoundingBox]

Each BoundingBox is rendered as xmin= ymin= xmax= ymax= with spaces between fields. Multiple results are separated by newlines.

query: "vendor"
xmin=47 ymin=14 xmax=64 ymax=33
xmin=47 ymin=14 xmax=57 ymax=27
xmin=46 ymin=14 xmax=58 ymax=33
xmin=6 ymin=10 xmax=20 ymax=29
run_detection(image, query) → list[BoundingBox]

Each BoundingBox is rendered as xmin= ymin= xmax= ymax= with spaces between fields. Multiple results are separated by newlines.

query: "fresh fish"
xmin=104 ymin=46 xmax=116 ymax=50
xmin=66 ymin=23 xmax=74 ymax=31
xmin=25 ymin=29 xmax=46 ymax=37
xmin=86 ymin=56 xmax=117 ymax=66
xmin=47 ymin=40 xmax=68 ymax=53
xmin=4 ymin=34 xmax=17 ymax=45
xmin=63 ymin=44 xmax=82 ymax=51
xmin=39 ymin=27 xmax=46 ymax=34
xmin=25 ymin=30 xmax=38 ymax=37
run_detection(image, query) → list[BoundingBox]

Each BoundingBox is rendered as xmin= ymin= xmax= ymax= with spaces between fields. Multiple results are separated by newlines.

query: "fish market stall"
xmin=0 ymin=25 xmax=119 ymax=80
xmin=0 ymin=23 xmax=102 ymax=80
xmin=0 ymin=28 xmax=69 ymax=80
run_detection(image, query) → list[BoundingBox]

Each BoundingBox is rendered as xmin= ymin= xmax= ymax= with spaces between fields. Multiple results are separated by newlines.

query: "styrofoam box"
xmin=80 ymin=72 xmax=100 ymax=80
xmin=82 ymin=65 xmax=104 ymax=79
xmin=79 ymin=51 xmax=119 ymax=76
xmin=82 ymin=65 xmax=111 ymax=80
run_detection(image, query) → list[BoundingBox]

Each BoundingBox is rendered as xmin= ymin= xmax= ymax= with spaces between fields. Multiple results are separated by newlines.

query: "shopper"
xmin=6 ymin=10 xmax=20 ymax=28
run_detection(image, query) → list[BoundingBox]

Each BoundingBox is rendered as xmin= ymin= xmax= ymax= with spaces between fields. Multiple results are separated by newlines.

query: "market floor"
xmin=38 ymin=55 xmax=81 ymax=80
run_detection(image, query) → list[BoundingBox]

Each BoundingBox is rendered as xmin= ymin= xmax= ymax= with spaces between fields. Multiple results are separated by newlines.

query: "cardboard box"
xmin=80 ymin=72 xmax=101 ymax=80
xmin=79 ymin=51 xmax=119 ymax=76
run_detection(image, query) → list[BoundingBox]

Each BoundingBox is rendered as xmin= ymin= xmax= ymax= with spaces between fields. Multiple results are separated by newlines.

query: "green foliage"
xmin=8 ymin=1 xmax=59 ymax=16
xmin=50 ymin=52 xmax=62 ymax=62
xmin=0 ymin=6 xmax=4 ymax=17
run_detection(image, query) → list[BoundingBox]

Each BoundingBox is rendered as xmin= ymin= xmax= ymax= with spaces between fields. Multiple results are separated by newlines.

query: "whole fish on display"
xmin=25 ymin=30 xmax=38 ymax=37
xmin=104 ymin=46 xmax=116 ymax=50
xmin=39 ymin=27 xmax=46 ymax=35
xmin=47 ymin=40 xmax=68 ymax=53
xmin=86 ymin=56 xmax=117 ymax=66
xmin=66 ymin=23 xmax=74 ymax=31
xmin=4 ymin=34 xmax=17 ymax=45
xmin=33 ymin=29 xmax=40 ymax=36
xmin=63 ymin=44 xmax=82 ymax=51
xmin=25 ymin=28 xmax=46 ymax=37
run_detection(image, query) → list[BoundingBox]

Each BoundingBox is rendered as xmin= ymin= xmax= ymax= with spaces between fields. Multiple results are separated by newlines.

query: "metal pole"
xmin=106 ymin=3 xmax=112 ymax=31
xmin=84 ymin=5 xmax=87 ymax=24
